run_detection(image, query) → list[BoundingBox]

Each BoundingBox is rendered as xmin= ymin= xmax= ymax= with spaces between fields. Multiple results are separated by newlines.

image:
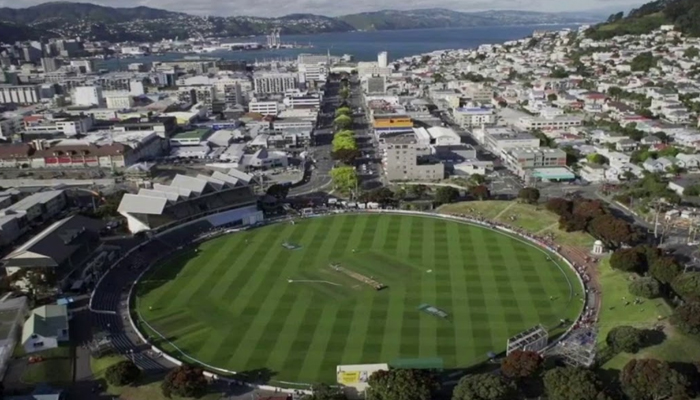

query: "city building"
xmin=517 ymin=115 xmax=583 ymax=130
xmin=40 ymin=57 xmax=62 ymax=73
xmin=383 ymin=141 xmax=444 ymax=181
xmin=253 ymin=73 xmax=298 ymax=94
xmin=0 ymin=85 xmax=41 ymax=105
xmin=501 ymin=147 xmax=568 ymax=178
xmin=363 ymin=76 xmax=386 ymax=94
xmin=73 ymin=86 xmax=104 ymax=107
xmin=23 ymin=114 xmax=94 ymax=137
xmin=378 ymin=51 xmax=388 ymax=69
xmin=452 ymin=106 xmax=496 ymax=128
xmin=372 ymin=114 xmax=414 ymax=137
xmin=104 ymin=91 xmax=134 ymax=109
xmin=170 ymin=129 xmax=214 ymax=146
xmin=473 ymin=127 xmax=540 ymax=154
xmin=249 ymin=101 xmax=279 ymax=116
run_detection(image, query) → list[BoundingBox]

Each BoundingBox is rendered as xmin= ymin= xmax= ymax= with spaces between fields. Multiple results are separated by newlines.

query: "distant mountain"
xmin=337 ymin=8 xmax=601 ymax=31
xmin=0 ymin=2 xmax=604 ymax=42
xmin=587 ymin=0 xmax=700 ymax=39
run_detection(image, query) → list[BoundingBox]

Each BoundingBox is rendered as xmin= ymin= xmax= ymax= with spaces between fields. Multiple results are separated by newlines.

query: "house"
xmin=641 ymin=135 xmax=663 ymax=146
xmin=676 ymin=153 xmax=700 ymax=171
xmin=21 ymin=305 xmax=69 ymax=354
xmin=643 ymin=157 xmax=675 ymax=173
xmin=616 ymin=139 xmax=639 ymax=152
xmin=669 ymin=176 xmax=700 ymax=195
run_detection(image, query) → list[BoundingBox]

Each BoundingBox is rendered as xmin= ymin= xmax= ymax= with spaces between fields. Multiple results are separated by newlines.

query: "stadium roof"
xmin=170 ymin=175 xmax=211 ymax=195
xmin=118 ymin=194 xmax=168 ymax=215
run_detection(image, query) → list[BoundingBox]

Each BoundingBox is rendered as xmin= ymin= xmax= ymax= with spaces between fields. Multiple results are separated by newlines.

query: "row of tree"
xmin=329 ymin=99 xmax=359 ymax=195
xmin=545 ymin=197 xmax=641 ymax=249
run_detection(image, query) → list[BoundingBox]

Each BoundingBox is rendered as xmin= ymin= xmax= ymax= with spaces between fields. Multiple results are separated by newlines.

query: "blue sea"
xmin=98 ymin=24 xmax=579 ymax=70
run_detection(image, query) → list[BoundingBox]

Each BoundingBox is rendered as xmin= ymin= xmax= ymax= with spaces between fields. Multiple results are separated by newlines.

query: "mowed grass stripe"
xmin=135 ymin=215 xmax=583 ymax=383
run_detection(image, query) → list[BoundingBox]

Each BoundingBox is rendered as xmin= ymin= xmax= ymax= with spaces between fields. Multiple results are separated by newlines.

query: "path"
xmin=536 ymin=222 xmax=560 ymax=235
xmin=493 ymin=201 xmax=517 ymax=221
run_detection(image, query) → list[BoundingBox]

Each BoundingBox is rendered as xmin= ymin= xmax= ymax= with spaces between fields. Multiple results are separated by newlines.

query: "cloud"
xmin=0 ymin=0 xmax=647 ymax=17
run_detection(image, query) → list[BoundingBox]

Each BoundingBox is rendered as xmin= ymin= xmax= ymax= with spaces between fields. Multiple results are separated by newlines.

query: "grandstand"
xmin=117 ymin=169 xmax=262 ymax=233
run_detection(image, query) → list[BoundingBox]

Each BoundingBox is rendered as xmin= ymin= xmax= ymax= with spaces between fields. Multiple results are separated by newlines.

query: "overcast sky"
xmin=0 ymin=0 xmax=648 ymax=17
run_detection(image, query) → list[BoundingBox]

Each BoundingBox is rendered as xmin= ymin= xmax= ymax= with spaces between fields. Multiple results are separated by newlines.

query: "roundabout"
xmin=132 ymin=213 xmax=583 ymax=384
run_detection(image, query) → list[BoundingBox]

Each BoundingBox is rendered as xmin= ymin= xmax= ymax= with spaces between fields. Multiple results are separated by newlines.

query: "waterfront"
xmin=98 ymin=24 xmax=579 ymax=70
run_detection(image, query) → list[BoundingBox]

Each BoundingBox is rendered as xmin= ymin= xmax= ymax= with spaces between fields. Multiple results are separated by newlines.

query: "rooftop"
xmin=172 ymin=128 xmax=212 ymax=140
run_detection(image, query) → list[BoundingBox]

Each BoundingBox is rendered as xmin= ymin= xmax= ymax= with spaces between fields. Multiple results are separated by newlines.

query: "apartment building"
xmin=0 ymin=85 xmax=41 ymax=105
xmin=383 ymin=141 xmax=444 ymax=181
xmin=501 ymin=147 xmax=567 ymax=177
xmin=253 ymin=73 xmax=298 ymax=94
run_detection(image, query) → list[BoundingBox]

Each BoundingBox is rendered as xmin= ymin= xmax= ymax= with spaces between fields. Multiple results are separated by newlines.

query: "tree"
xmin=547 ymin=93 xmax=558 ymax=102
xmin=452 ymin=373 xmax=515 ymax=400
xmin=588 ymin=215 xmax=635 ymax=248
xmin=671 ymin=301 xmax=700 ymax=336
xmin=303 ymin=383 xmax=347 ymax=400
xmin=335 ymin=107 xmax=352 ymax=117
xmin=500 ymin=350 xmax=542 ymax=380
xmin=266 ymin=183 xmax=290 ymax=200
xmin=672 ymin=272 xmax=700 ymax=302
xmin=608 ymin=86 xmax=623 ymax=99
xmin=409 ymin=184 xmax=428 ymax=199
xmin=543 ymin=367 xmax=603 ymax=400
xmin=620 ymin=359 xmax=690 ymax=400
xmin=684 ymin=46 xmax=700 ymax=59
xmin=334 ymin=115 xmax=353 ymax=130
xmin=631 ymin=52 xmax=658 ymax=72
xmin=161 ymin=364 xmax=208 ymax=398
xmin=367 ymin=369 xmax=439 ymax=400
xmin=469 ymin=174 xmax=486 ymax=185
xmin=517 ymin=187 xmax=540 ymax=205
xmin=332 ymin=148 xmax=360 ymax=165
xmin=105 ymin=360 xmax=141 ymax=387
xmin=606 ymin=326 xmax=646 ymax=353
xmin=610 ymin=248 xmax=645 ymax=273
xmin=330 ymin=166 xmax=358 ymax=194
xmin=420 ymin=55 xmax=431 ymax=64
xmin=339 ymin=87 xmax=350 ymax=100
xmin=629 ymin=277 xmax=661 ymax=299
xmin=649 ymin=256 xmax=682 ymax=284
xmin=332 ymin=130 xmax=357 ymax=152
xmin=469 ymin=185 xmax=490 ymax=201
xmin=546 ymin=198 xmax=572 ymax=216
xmin=365 ymin=187 xmax=396 ymax=206
xmin=586 ymin=153 xmax=608 ymax=165
xmin=435 ymin=186 xmax=459 ymax=205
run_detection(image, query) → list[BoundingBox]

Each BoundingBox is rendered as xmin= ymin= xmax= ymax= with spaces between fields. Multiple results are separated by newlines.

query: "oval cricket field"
xmin=134 ymin=214 xmax=582 ymax=384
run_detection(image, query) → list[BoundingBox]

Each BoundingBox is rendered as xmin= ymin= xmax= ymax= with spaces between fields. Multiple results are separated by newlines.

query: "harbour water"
xmin=98 ymin=24 xmax=579 ymax=70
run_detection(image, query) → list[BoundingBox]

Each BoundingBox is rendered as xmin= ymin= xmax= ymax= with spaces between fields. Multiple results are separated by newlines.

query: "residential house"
xmin=21 ymin=304 xmax=69 ymax=354
xmin=643 ymin=157 xmax=675 ymax=173
xmin=669 ymin=176 xmax=700 ymax=195
xmin=616 ymin=139 xmax=639 ymax=152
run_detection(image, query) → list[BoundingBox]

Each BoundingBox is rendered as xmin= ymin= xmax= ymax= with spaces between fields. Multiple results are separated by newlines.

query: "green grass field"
xmin=135 ymin=214 xmax=582 ymax=384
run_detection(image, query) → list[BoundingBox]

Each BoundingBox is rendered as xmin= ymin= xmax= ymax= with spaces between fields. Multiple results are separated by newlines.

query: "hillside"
xmin=0 ymin=2 xmax=602 ymax=42
xmin=338 ymin=8 xmax=598 ymax=31
xmin=587 ymin=0 xmax=700 ymax=39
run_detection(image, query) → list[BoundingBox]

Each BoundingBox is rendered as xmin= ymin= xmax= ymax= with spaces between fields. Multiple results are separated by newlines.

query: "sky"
xmin=0 ymin=0 xmax=648 ymax=17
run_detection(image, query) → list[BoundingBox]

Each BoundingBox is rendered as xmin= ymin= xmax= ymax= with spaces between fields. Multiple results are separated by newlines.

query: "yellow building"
xmin=373 ymin=114 xmax=413 ymax=135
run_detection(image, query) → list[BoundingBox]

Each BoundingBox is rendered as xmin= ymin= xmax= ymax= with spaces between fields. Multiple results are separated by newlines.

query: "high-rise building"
xmin=378 ymin=51 xmax=388 ymax=69
xmin=253 ymin=73 xmax=298 ymax=94
xmin=73 ymin=86 xmax=104 ymax=107
xmin=41 ymin=57 xmax=61 ymax=73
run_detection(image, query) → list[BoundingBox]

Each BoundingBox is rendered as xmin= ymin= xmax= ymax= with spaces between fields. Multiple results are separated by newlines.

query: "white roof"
xmin=137 ymin=188 xmax=179 ymax=202
xmin=427 ymin=126 xmax=460 ymax=140
xmin=226 ymin=168 xmax=253 ymax=183
xmin=152 ymin=183 xmax=192 ymax=199
xmin=196 ymin=174 xmax=226 ymax=190
xmin=211 ymin=171 xmax=240 ymax=186
xmin=413 ymin=127 xmax=432 ymax=142
xmin=170 ymin=174 xmax=210 ymax=196
xmin=117 ymin=194 xmax=168 ymax=215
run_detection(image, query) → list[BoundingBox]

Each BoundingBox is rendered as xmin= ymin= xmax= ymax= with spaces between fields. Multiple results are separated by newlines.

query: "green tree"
xmin=330 ymin=166 xmax=358 ymax=194
xmin=452 ymin=373 xmax=515 ymax=400
xmin=420 ymin=55 xmax=431 ymax=64
xmin=435 ymin=186 xmax=459 ymax=205
xmin=500 ymin=350 xmax=542 ymax=380
xmin=332 ymin=148 xmax=360 ymax=165
xmin=620 ymin=359 xmax=690 ymax=400
xmin=547 ymin=93 xmax=558 ymax=102
xmin=339 ymin=87 xmax=350 ymax=100
xmin=606 ymin=326 xmax=646 ymax=353
xmin=587 ymin=153 xmax=608 ymax=165
xmin=629 ymin=277 xmax=661 ymax=299
xmin=105 ymin=360 xmax=141 ymax=387
xmin=543 ymin=367 xmax=604 ymax=400
xmin=468 ymin=174 xmax=486 ymax=185
xmin=161 ymin=364 xmax=208 ymax=398
xmin=303 ymin=383 xmax=347 ymax=400
xmin=409 ymin=184 xmax=428 ymax=198
xmin=631 ymin=52 xmax=658 ymax=72
xmin=334 ymin=115 xmax=353 ymax=130
xmin=335 ymin=107 xmax=352 ymax=117
xmin=332 ymin=130 xmax=357 ymax=151
xmin=671 ymin=301 xmax=700 ymax=336
xmin=649 ymin=256 xmax=682 ymax=284
xmin=610 ymin=248 xmax=645 ymax=273
xmin=684 ymin=46 xmax=700 ymax=59
xmin=469 ymin=185 xmax=490 ymax=201
xmin=672 ymin=272 xmax=700 ymax=302
xmin=517 ymin=187 xmax=540 ymax=204
xmin=367 ymin=369 xmax=439 ymax=400
xmin=608 ymin=86 xmax=623 ymax=99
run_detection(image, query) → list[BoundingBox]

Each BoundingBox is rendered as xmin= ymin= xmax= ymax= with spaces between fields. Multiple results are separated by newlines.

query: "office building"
xmin=0 ymin=85 xmax=41 ymax=105
xmin=41 ymin=57 xmax=62 ymax=73
xmin=177 ymin=86 xmax=215 ymax=109
xmin=253 ymin=73 xmax=298 ymax=94
xmin=452 ymin=106 xmax=496 ymax=128
xmin=383 ymin=141 xmax=444 ymax=181
xmin=104 ymin=91 xmax=134 ymax=109
xmin=249 ymin=101 xmax=279 ymax=116
xmin=501 ymin=147 xmax=568 ymax=178
xmin=70 ymin=59 xmax=96 ymax=73
xmin=363 ymin=76 xmax=386 ymax=94
xmin=73 ymin=86 xmax=104 ymax=107
xmin=378 ymin=51 xmax=388 ymax=68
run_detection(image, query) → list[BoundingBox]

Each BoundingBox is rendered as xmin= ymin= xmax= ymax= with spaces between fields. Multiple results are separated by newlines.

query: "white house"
xmin=21 ymin=305 xmax=69 ymax=354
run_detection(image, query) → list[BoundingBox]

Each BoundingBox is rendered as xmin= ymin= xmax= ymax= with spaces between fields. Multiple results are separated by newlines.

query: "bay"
xmin=98 ymin=24 xmax=579 ymax=71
